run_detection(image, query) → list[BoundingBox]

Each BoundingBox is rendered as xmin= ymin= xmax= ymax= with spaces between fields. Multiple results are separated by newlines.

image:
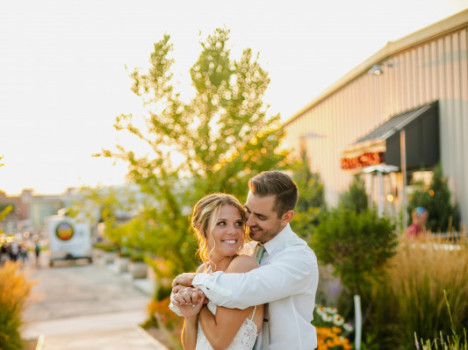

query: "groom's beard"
xmin=246 ymin=226 xmax=259 ymax=241
xmin=247 ymin=223 xmax=282 ymax=244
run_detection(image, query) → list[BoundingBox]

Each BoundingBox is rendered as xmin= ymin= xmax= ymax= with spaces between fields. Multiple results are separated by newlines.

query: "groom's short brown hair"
xmin=248 ymin=170 xmax=298 ymax=217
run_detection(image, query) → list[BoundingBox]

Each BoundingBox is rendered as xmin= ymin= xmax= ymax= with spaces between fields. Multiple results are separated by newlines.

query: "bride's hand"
xmin=174 ymin=287 xmax=205 ymax=318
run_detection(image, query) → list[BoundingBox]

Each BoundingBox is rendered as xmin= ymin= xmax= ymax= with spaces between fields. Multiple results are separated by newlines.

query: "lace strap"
xmin=249 ymin=305 xmax=257 ymax=321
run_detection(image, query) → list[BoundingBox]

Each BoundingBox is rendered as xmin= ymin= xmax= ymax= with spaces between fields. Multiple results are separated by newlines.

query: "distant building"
xmin=0 ymin=185 xmax=147 ymax=242
xmin=282 ymin=10 xmax=468 ymax=226
xmin=0 ymin=188 xmax=80 ymax=235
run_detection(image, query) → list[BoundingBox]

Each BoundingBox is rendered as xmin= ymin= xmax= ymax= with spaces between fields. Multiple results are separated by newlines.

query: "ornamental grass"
xmin=0 ymin=261 xmax=36 ymax=350
xmin=415 ymin=291 xmax=467 ymax=350
xmin=369 ymin=233 xmax=468 ymax=349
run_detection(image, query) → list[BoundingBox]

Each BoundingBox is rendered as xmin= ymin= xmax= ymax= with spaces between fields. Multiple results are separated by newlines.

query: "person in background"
xmin=35 ymin=240 xmax=41 ymax=267
xmin=19 ymin=242 xmax=28 ymax=264
xmin=407 ymin=206 xmax=428 ymax=238
xmin=10 ymin=240 xmax=19 ymax=262
xmin=0 ymin=242 xmax=8 ymax=265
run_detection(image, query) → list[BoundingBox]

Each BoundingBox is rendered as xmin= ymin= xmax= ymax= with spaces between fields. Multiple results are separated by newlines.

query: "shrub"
xmin=93 ymin=241 xmax=119 ymax=252
xmin=312 ymin=207 xmax=397 ymax=297
xmin=0 ymin=261 xmax=35 ymax=350
xmin=408 ymin=165 xmax=460 ymax=232
xmin=340 ymin=175 xmax=368 ymax=214
xmin=369 ymin=235 xmax=468 ymax=349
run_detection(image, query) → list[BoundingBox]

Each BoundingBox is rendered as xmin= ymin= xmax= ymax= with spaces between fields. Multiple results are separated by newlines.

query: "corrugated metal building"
xmin=282 ymin=10 xmax=468 ymax=227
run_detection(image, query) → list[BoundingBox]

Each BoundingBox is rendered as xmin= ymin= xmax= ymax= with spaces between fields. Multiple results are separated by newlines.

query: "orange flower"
xmin=316 ymin=326 xmax=351 ymax=350
xmin=332 ymin=326 xmax=342 ymax=334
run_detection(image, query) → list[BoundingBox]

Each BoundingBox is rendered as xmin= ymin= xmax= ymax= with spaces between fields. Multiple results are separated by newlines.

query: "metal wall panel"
xmin=283 ymin=27 xmax=468 ymax=228
xmin=461 ymin=30 xmax=468 ymax=228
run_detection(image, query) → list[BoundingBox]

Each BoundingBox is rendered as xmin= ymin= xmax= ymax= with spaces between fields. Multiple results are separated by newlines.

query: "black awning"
xmin=346 ymin=101 xmax=440 ymax=171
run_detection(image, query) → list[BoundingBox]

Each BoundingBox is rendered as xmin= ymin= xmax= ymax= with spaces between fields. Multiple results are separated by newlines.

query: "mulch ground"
xmin=24 ymin=339 xmax=38 ymax=350
xmin=145 ymin=326 xmax=178 ymax=350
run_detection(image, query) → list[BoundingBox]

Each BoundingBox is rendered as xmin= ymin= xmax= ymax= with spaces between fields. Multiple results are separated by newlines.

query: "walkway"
xmin=23 ymin=253 xmax=168 ymax=350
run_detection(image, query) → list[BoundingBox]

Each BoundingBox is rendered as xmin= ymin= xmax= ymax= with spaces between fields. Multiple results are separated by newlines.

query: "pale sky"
xmin=0 ymin=0 xmax=467 ymax=196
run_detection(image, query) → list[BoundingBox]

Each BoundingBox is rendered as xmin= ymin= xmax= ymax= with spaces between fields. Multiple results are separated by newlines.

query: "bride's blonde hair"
xmin=191 ymin=193 xmax=246 ymax=265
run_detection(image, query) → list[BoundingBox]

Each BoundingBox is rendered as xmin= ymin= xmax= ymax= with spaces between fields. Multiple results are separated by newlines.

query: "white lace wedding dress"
xmin=195 ymin=301 xmax=258 ymax=350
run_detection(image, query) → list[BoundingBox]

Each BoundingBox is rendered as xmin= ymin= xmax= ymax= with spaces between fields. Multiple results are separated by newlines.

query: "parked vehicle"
xmin=46 ymin=215 xmax=92 ymax=267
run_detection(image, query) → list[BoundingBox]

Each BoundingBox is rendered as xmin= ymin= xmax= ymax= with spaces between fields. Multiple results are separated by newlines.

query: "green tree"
xmin=339 ymin=174 xmax=368 ymax=214
xmin=291 ymin=148 xmax=326 ymax=240
xmin=98 ymin=28 xmax=289 ymax=287
xmin=408 ymin=165 xmax=460 ymax=232
xmin=0 ymin=205 xmax=12 ymax=223
xmin=69 ymin=186 xmax=140 ymax=254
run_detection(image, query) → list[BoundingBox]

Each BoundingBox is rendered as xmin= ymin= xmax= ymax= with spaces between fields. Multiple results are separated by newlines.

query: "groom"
xmin=172 ymin=170 xmax=319 ymax=350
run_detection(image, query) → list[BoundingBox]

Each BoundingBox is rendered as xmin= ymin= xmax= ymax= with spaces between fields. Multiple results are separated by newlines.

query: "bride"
xmin=172 ymin=193 xmax=264 ymax=350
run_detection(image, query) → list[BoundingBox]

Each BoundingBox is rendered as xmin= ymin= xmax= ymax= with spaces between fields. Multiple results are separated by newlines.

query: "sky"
xmin=0 ymin=0 xmax=467 ymax=196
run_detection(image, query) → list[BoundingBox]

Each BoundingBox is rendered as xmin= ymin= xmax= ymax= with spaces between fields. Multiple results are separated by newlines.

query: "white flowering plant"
xmin=313 ymin=304 xmax=354 ymax=336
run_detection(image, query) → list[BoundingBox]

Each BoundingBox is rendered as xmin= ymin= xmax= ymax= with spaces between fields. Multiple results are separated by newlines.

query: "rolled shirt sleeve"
xmin=192 ymin=247 xmax=318 ymax=309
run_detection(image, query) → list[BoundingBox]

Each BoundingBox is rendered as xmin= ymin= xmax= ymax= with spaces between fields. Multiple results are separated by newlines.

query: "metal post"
xmin=400 ymin=129 xmax=408 ymax=228
xmin=354 ymin=294 xmax=362 ymax=350
xmin=378 ymin=171 xmax=384 ymax=217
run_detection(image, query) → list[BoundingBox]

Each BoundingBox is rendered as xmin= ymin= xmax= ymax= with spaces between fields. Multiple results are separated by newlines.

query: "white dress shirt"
xmin=192 ymin=224 xmax=319 ymax=350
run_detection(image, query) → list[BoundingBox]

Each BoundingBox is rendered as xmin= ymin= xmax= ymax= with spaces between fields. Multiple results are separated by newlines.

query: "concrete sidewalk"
xmin=23 ymin=259 xmax=169 ymax=350
xmin=38 ymin=326 xmax=166 ymax=350
xmin=25 ymin=310 xmax=148 ymax=339
xmin=27 ymin=311 xmax=168 ymax=350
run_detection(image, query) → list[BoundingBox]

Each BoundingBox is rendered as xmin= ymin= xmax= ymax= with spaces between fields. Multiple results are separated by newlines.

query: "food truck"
xmin=47 ymin=215 xmax=92 ymax=266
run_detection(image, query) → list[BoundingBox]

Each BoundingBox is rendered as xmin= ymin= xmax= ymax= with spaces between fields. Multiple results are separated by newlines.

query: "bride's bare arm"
xmin=181 ymin=309 xmax=199 ymax=350
xmin=199 ymin=255 xmax=263 ymax=350
xmin=181 ymin=265 xmax=206 ymax=350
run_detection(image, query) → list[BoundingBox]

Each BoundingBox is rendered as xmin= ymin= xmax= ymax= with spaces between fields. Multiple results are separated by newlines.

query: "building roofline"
xmin=283 ymin=9 xmax=468 ymax=127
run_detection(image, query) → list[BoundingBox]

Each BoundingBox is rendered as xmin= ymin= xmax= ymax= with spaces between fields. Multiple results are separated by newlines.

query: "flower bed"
xmin=314 ymin=304 xmax=353 ymax=350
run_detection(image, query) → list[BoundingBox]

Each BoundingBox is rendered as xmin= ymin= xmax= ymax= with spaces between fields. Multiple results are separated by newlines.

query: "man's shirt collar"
xmin=263 ymin=223 xmax=293 ymax=255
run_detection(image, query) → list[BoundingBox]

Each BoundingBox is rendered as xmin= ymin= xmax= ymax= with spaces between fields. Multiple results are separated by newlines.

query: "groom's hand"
xmin=172 ymin=272 xmax=197 ymax=287
xmin=172 ymin=286 xmax=205 ymax=306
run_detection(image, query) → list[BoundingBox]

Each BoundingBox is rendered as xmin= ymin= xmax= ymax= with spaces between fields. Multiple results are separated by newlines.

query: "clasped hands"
xmin=172 ymin=273 xmax=206 ymax=318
